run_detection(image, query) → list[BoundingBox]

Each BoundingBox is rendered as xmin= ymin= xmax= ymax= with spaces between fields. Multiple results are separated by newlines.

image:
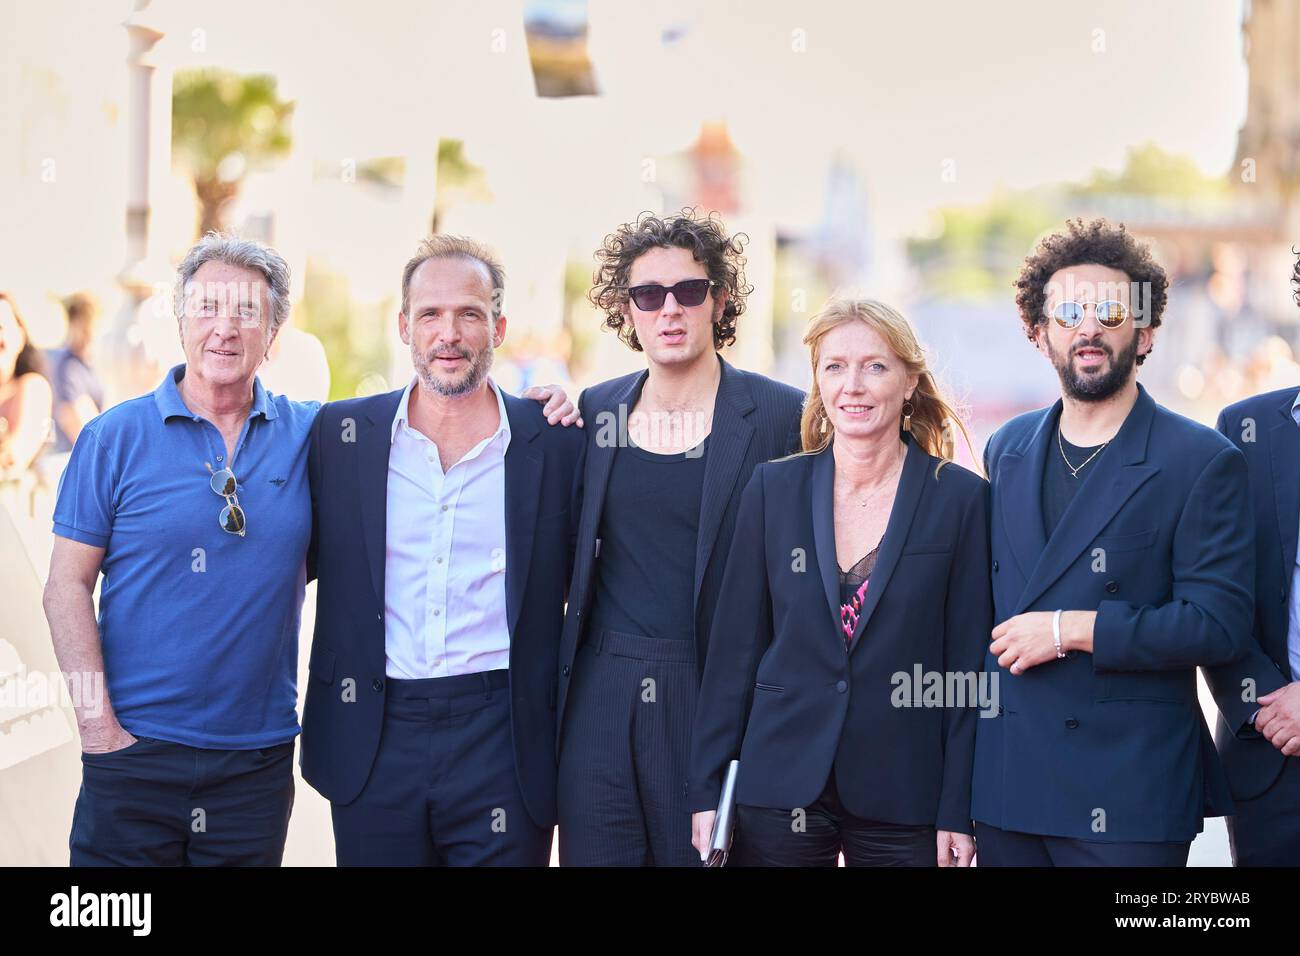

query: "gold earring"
xmin=901 ymin=400 xmax=914 ymax=433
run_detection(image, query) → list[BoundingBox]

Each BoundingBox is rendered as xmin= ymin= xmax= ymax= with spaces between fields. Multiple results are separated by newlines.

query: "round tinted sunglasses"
xmin=626 ymin=278 xmax=718 ymax=312
xmin=1049 ymin=299 xmax=1130 ymax=329
xmin=206 ymin=462 xmax=246 ymax=537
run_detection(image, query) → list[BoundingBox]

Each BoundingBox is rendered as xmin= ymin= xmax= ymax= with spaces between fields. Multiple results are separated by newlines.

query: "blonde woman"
xmin=687 ymin=298 xmax=991 ymax=866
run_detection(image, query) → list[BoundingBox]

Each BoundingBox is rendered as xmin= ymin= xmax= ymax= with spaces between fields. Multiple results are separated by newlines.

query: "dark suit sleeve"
xmin=306 ymin=405 xmax=324 ymax=584
xmin=1203 ymin=406 xmax=1288 ymax=735
xmin=784 ymin=397 xmax=804 ymax=457
xmin=1093 ymin=444 xmax=1255 ymax=672
xmin=936 ymin=477 xmax=992 ymax=835
xmin=686 ymin=466 xmax=773 ymax=814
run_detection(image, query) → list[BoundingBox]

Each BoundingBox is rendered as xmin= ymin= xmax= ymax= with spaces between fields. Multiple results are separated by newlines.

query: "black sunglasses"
xmin=626 ymin=278 xmax=718 ymax=312
xmin=206 ymin=463 xmax=246 ymax=537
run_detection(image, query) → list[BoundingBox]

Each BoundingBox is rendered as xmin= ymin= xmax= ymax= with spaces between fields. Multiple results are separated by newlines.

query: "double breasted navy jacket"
xmin=972 ymin=384 xmax=1254 ymax=843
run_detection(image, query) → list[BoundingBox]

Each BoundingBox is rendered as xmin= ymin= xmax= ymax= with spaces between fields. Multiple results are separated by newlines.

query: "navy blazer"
xmin=555 ymin=354 xmax=804 ymax=733
xmin=1206 ymin=387 xmax=1298 ymax=800
xmin=972 ymin=383 xmax=1254 ymax=843
xmin=687 ymin=436 xmax=992 ymax=834
xmin=299 ymin=387 xmax=584 ymax=828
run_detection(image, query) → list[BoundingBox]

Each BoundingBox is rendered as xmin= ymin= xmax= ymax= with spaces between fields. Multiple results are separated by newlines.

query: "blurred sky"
xmin=1 ymin=0 xmax=1251 ymax=344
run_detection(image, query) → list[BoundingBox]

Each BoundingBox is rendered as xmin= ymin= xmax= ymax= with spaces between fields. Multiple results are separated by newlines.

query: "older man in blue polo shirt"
xmin=42 ymin=233 xmax=316 ymax=865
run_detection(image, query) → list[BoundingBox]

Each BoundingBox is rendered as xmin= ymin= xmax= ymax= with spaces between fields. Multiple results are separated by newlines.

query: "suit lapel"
xmin=1270 ymin=390 xmax=1300 ymax=610
xmin=848 ymin=433 xmax=928 ymax=649
xmin=810 ymin=445 xmax=843 ymax=641
xmin=1014 ymin=386 xmax=1159 ymax=613
xmin=574 ymin=371 xmax=646 ymax=607
xmin=358 ymin=389 xmax=404 ymax=608
xmin=502 ymin=394 xmax=543 ymax=637
xmin=997 ymin=403 xmax=1055 ymax=584
xmin=694 ymin=357 xmax=756 ymax=608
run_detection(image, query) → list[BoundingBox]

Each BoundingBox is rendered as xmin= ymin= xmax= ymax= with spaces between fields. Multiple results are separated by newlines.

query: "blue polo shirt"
xmin=52 ymin=364 xmax=318 ymax=749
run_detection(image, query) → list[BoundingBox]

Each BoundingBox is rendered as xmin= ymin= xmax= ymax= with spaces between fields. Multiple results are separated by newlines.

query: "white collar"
xmin=390 ymin=377 xmax=511 ymax=448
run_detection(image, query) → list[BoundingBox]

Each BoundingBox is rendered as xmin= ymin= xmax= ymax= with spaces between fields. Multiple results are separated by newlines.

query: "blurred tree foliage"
xmin=299 ymin=262 xmax=394 ymax=402
xmin=563 ymin=253 xmax=599 ymax=376
xmin=295 ymin=142 xmax=493 ymax=401
xmin=907 ymin=144 xmax=1229 ymax=299
xmin=172 ymin=69 xmax=294 ymax=236
xmin=1071 ymin=142 xmax=1229 ymax=200
xmin=907 ymin=188 xmax=1059 ymax=300
xmin=432 ymin=139 xmax=492 ymax=234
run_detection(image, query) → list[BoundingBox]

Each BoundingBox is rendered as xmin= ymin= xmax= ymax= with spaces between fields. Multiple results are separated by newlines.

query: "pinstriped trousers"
xmin=556 ymin=629 xmax=700 ymax=866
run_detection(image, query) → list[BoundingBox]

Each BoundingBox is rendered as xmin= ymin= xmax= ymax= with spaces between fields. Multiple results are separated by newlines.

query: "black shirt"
xmin=1042 ymin=421 xmax=1108 ymax=536
xmin=588 ymin=433 xmax=709 ymax=641
xmin=838 ymin=545 xmax=880 ymax=609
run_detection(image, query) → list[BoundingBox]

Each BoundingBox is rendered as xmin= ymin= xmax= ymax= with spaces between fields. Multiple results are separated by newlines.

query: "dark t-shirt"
xmin=1042 ymin=421 xmax=1108 ymax=536
xmin=588 ymin=433 xmax=708 ymax=641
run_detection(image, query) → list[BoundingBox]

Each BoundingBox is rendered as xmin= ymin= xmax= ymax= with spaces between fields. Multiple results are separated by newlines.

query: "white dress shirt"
xmin=384 ymin=378 xmax=512 ymax=679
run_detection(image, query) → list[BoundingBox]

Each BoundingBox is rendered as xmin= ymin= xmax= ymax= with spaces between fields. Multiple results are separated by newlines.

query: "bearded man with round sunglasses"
xmin=971 ymin=218 xmax=1254 ymax=866
xmin=553 ymin=209 xmax=805 ymax=866
xmin=43 ymin=233 xmax=316 ymax=865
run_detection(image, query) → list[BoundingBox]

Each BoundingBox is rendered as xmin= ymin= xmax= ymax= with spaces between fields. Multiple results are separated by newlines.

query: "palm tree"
xmin=171 ymin=69 xmax=294 ymax=236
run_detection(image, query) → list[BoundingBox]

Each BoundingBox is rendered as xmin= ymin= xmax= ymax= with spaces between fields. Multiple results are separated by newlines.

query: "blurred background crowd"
xmin=2 ymin=0 xmax=1298 ymax=864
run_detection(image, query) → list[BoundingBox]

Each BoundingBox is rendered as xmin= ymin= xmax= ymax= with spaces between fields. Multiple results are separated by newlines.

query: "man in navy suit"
xmin=973 ymin=218 xmax=1254 ymax=866
xmin=1207 ymin=251 xmax=1300 ymax=865
xmin=300 ymin=236 xmax=584 ymax=865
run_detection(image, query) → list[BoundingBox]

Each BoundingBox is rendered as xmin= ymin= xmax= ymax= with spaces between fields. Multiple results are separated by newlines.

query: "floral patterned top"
xmin=838 ymin=545 xmax=880 ymax=647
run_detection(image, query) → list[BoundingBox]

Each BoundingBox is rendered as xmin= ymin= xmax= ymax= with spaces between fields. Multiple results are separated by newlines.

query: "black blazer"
xmin=1206 ymin=387 xmax=1298 ymax=800
xmin=972 ymin=384 xmax=1254 ymax=843
xmin=300 ymin=387 xmax=584 ymax=828
xmin=687 ymin=435 xmax=992 ymax=835
xmin=555 ymin=354 xmax=804 ymax=732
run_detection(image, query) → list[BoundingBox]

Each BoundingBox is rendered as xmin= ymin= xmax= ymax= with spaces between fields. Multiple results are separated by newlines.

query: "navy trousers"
xmin=557 ymin=630 xmax=700 ymax=867
xmin=1227 ymin=757 xmax=1300 ymax=866
xmin=974 ymin=821 xmax=1190 ymax=867
xmin=71 ymin=736 xmax=294 ymax=866
xmin=330 ymin=669 xmax=551 ymax=866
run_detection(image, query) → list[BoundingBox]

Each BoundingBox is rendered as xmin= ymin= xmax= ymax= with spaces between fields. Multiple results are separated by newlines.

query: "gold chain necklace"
xmin=1057 ymin=426 xmax=1108 ymax=478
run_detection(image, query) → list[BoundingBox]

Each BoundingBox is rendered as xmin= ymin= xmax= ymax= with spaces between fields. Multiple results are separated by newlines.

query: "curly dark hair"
xmin=589 ymin=208 xmax=751 ymax=351
xmin=1014 ymin=218 xmax=1168 ymax=366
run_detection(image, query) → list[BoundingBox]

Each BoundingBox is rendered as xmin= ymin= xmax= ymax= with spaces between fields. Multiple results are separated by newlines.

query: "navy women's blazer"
xmin=1205 ymin=387 xmax=1299 ymax=800
xmin=687 ymin=434 xmax=993 ymax=834
xmin=300 ymin=387 xmax=585 ymax=828
xmin=554 ymin=355 xmax=805 ymax=733
xmin=972 ymin=383 xmax=1254 ymax=843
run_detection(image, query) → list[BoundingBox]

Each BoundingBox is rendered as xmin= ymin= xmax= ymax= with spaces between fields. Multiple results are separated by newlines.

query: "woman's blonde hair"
xmin=799 ymin=297 xmax=977 ymax=474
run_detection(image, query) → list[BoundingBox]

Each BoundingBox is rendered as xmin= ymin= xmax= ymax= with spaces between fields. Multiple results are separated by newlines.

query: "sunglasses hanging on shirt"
xmin=206 ymin=462 xmax=247 ymax=537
